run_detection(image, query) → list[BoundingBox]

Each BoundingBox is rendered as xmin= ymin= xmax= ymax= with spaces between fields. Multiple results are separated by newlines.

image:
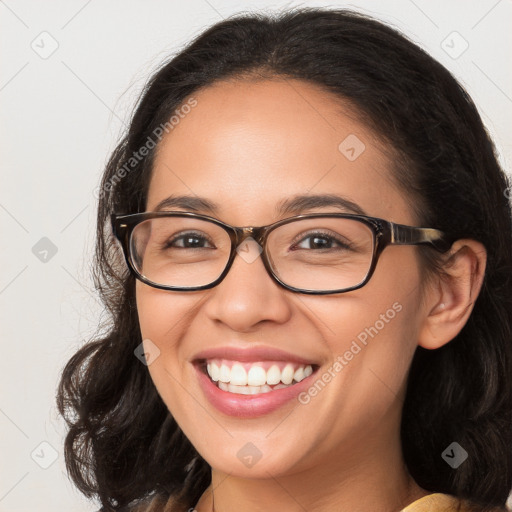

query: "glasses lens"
xmin=128 ymin=215 xmax=375 ymax=292
xmin=267 ymin=217 xmax=374 ymax=292
xmin=129 ymin=216 xmax=231 ymax=288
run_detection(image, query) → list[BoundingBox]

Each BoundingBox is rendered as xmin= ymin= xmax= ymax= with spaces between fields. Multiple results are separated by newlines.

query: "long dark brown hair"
xmin=57 ymin=7 xmax=512 ymax=511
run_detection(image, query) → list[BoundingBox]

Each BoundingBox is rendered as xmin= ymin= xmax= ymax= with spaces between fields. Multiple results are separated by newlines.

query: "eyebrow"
xmin=154 ymin=195 xmax=218 ymax=214
xmin=153 ymin=193 xmax=368 ymax=217
xmin=276 ymin=194 xmax=367 ymax=216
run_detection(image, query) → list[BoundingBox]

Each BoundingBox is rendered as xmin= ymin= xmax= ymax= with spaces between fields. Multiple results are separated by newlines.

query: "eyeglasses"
xmin=111 ymin=211 xmax=451 ymax=295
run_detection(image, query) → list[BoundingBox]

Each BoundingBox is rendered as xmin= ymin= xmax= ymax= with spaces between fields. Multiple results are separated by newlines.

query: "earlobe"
xmin=418 ymin=239 xmax=487 ymax=350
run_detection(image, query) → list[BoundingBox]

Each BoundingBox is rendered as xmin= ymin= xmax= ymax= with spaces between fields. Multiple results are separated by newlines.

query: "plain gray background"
xmin=1 ymin=1 xmax=511 ymax=511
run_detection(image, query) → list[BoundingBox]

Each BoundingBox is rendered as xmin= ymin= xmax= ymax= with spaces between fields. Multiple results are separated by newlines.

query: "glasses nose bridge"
xmin=233 ymin=225 xmax=269 ymax=247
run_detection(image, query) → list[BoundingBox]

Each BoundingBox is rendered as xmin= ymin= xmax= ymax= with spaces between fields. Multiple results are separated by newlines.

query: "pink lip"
xmin=194 ymin=363 xmax=319 ymax=418
xmin=192 ymin=345 xmax=318 ymax=365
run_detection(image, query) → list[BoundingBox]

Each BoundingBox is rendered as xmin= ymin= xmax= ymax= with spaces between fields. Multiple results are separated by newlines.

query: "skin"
xmin=136 ymin=78 xmax=486 ymax=512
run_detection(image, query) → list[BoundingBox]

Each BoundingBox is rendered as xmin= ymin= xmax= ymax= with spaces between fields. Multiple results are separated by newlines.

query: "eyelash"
xmin=161 ymin=230 xmax=353 ymax=251
xmin=290 ymin=230 xmax=354 ymax=251
xmin=163 ymin=231 xmax=216 ymax=249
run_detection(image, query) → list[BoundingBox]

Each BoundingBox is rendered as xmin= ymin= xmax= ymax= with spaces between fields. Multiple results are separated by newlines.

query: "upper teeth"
xmin=206 ymin=360 xmax=313 ymax=386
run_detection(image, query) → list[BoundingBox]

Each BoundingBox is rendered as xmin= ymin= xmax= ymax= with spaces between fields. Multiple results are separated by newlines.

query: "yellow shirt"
xmin=401 ymin=493 xmax=473 ymax=511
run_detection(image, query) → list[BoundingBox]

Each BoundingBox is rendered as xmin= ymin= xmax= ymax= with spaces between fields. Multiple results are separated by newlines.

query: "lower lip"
xmin=194 ymin=364 xmax=319 ymax=418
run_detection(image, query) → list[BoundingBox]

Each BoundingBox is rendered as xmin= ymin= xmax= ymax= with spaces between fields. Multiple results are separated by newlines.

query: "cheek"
xmin=135 ymin=294 xmax=184 ymax=431
xmin=135 ymin=283 xmax=190 ymax=392
xmin=345 ymin=248 xmax=424 ymax=369
xmin=135 ymin=282 xmax=214 ymax=416
xmin=300 ymin=250 xmax=424 ymax=415
xmin=310 ymin=294 xmax=419 ymax=396
xmin=135 ymin=282 xmax=189 ymax=341
xmin=307 ymin=247 xmax=423 ymax=346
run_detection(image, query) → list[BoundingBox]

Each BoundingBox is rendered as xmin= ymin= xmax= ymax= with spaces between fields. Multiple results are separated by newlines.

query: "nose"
xmin=202 ymin=237 xmax=292 ymax=332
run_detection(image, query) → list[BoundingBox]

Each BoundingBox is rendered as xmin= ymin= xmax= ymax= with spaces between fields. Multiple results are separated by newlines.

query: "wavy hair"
xmin=56 ymin=8 xmax=512 ymax=511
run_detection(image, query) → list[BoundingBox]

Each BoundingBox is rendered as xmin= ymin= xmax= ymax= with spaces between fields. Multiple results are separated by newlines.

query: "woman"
xmin=57 ymin=7 xmax=512 ymax=512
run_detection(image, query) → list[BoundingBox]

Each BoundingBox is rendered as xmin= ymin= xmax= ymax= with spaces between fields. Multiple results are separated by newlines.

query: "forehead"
xmin=147 ymin=78 xmax=413 ymax=225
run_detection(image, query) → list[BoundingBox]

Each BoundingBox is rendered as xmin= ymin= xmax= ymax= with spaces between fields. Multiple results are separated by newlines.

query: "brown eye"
xmin=163 ymin=231 xmax=215 ymax=249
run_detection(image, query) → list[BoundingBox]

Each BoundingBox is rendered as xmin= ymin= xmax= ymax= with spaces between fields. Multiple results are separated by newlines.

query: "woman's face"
xmin=136 ymin=78 xmax=429 ymax=479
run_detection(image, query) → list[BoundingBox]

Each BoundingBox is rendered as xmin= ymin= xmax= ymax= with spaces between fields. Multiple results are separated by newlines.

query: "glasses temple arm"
xmin=390 ymin=223 xmax=452 ymax=252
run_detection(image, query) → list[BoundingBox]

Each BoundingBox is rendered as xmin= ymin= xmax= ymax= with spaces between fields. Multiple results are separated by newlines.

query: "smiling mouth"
xmin=197 ymin=359 xmax=319 ymax=395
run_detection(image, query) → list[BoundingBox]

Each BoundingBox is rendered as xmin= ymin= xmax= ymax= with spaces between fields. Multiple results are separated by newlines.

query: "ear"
xmin=418 ymin=239 xmax=487 ymax=350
